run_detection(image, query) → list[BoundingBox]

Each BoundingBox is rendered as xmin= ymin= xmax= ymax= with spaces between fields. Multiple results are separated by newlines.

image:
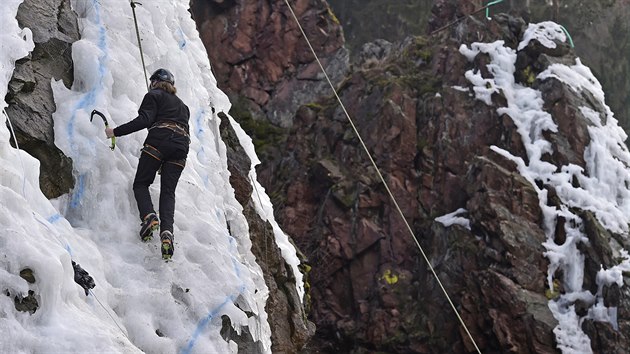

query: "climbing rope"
xmin=485 ymin=0 xmax=505 ymax=19
xmin=89 ymin=289 xmax=131 ymax=342
xmin=429 ymin=1 xmax=501 ymax=36
xmin=433 ymin=0 xmax=576 ymax=51
xmin=282 ymin=1 xmax=481 ymax=352
xmin=559 ymin=25 xmax=575 ymax=48
xmin=250 ymin=173 xmax=270 ymax=272
xmin=130 ymin=0 xmax=149 ymax=91
xmin=2 ymin=109 xmax=27 ymax=197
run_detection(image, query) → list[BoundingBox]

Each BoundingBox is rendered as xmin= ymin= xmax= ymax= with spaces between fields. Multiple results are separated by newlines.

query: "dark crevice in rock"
xmin=19 ymin=268 xmax=36 ymax=284
xmin=14 ymin=290 xmax=39 ymax=314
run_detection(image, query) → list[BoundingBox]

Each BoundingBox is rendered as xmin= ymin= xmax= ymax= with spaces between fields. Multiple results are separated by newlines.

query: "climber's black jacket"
xmin=113 ymin=88 xmax=190 ymax=149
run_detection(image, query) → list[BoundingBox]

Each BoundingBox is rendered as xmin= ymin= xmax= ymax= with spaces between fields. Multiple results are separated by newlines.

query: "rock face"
xmin=326 ymin=0 xmax=434 ymax=56
xmin=189 ymin=0 xmax=349 ymax=166
xmin=328 ymin=0 xmax=630 ymax=133
xmin=5 ymin=0 xmax=76 ymax=199
xmin=8 ymin=0 xmax=630 ymax=352
xmin=190 ymin=0 xmax=348 ymax=129
xmin=190 ymin=0 xmax=630 ymax=351
xmin=495 ymin=0 xmax=630 ymax=133
xmin=218 ymin=112 xmax=315 ymax=352
xmin=251 ymin=5 xmax=630 ymax=354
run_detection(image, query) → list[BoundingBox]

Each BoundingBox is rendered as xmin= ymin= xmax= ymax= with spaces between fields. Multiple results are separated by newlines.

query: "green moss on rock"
xmin=229 ymin=96 xmax=288 ymax=160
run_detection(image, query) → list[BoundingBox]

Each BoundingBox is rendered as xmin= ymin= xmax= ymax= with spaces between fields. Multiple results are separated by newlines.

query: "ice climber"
xmin=105 ymin=68 xmax=190 ymax=259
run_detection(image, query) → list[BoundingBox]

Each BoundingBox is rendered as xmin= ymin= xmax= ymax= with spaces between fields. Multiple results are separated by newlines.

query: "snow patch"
xmin=435 ymin=208 xmax=471 ymax=230
xmin=461 ymin=21 xmax=630 ymax=352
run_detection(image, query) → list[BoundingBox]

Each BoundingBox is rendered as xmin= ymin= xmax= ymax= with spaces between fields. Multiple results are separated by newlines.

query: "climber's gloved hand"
xmin=72 ymin=261 xmax=95 ymax=296
xmin=105 ymin=127 xmax=115 ymax=139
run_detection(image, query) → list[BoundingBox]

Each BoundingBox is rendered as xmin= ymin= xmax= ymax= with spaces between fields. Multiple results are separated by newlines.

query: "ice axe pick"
xmin=91 ymin=109 xmax=116 ymax=151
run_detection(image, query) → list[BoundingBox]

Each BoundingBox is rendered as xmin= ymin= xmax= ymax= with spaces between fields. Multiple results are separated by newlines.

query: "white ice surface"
xmin=460 ymin=22 xmax=630 ymax=353
xmin=1 ymin=0 xmax=304 ymax=353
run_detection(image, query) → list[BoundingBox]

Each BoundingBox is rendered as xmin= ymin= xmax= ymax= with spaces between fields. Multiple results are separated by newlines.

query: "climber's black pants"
xmin=133 ymin=132 xmax=188 ymax=233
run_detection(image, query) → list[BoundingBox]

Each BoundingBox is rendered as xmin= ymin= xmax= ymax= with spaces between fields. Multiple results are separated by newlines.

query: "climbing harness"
xmin=144 ymin=120 xmax=190 ymax=169
xmin=141 ymin=144 xmax=187 ymax=169
xmin=90 ymin=109 xmax=116 ymax=150
xmin=130 ymin=0 xmax=149 ymax=91
xmin=282 ymin=1 xmax=482 ymax=353
xmin=150 ymin=120 xmax=190 ymax=139
xmin=141 ymin=143 xmax=162 ymax=161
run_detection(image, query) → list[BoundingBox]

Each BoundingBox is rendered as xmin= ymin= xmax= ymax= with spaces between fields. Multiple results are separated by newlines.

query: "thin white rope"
xmin=130 ymin=0 xmax=150 ymax=91
xmin=89 ymin=289 xmax=132 ymax=342
xmin=249 ymin=172 xmax=270 ymax=270
xmin=282 ymin=1 xmax=481 ymax=352
xmin=3 ymin=109 xmax=27 ymax=197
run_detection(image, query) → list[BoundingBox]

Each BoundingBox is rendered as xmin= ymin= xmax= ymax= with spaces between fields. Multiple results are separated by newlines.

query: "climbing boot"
xmin=160 ymin=230 xmax=174 ymax=260
xmin=139 ymin=213 xmax=159 ymax=242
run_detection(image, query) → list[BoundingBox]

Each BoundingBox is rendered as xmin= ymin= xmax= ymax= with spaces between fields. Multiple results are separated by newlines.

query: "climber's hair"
xmin=151 ymin=80 xmax=177 ymax=95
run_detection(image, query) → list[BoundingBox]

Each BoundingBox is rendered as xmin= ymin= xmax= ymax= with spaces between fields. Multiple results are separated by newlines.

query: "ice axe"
xmin=91 ymin=109 xmax=116 ymax=150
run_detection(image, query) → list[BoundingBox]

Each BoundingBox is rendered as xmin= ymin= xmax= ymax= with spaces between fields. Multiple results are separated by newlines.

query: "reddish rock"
xmin=256 ymin=8 xmax=630 ymax=354
xmin=190 ymin=0 xmax=348 ymax=128
xmin=194 ymin=0 xmax=630 ymax=352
